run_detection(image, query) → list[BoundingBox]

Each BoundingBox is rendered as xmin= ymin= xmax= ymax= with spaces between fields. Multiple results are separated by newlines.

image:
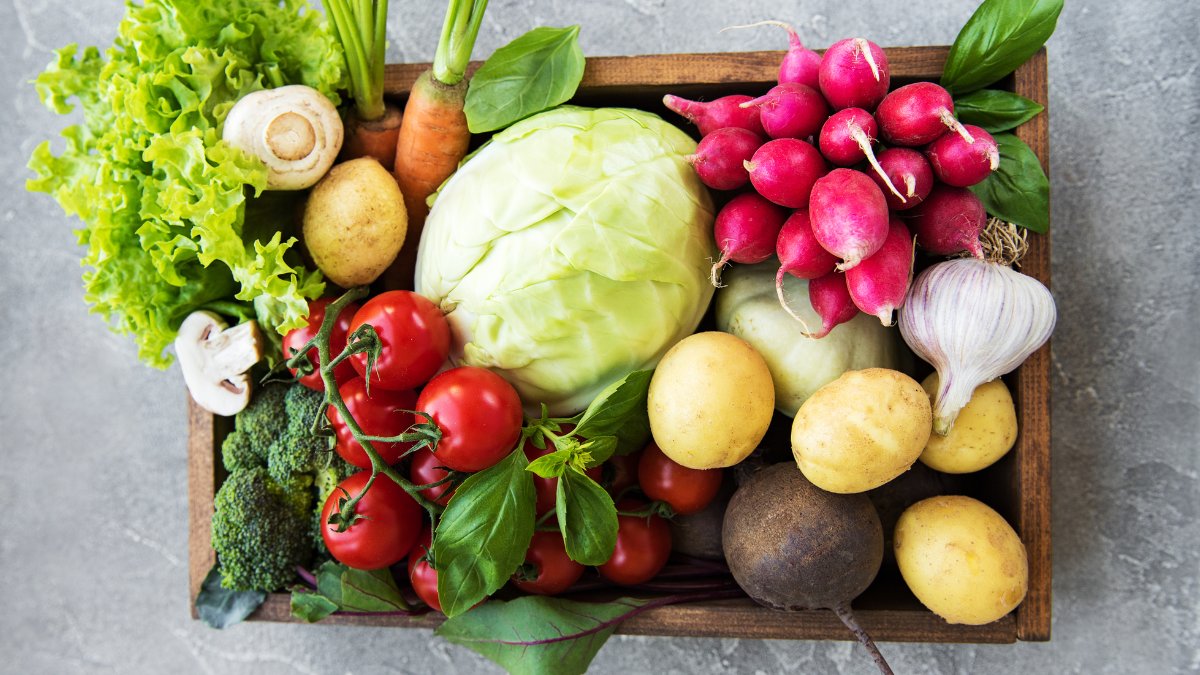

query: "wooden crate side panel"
xmin=187 ymin=398 xmax=219 ymax=617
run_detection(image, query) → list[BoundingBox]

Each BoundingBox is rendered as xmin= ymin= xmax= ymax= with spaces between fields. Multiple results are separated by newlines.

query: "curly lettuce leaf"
xmin=28 ymin=0 xmax=347 ymax=367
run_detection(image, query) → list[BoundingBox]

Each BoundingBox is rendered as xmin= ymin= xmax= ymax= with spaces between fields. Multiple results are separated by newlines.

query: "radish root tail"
xmin=855 ymin=38 xmax=881 ymax=81
xmin=833 ymin=604 xmax=895 ymax=675
xmin=720 ymin=20 xmax=800 ymax=45
xmin=850 ymin=122 xmax=905 ymax=202
xmin=902 ymin=173 xmax=916 ymax=198
xmin=775 ymin=268 xmax=817 ymax=335
xmin=940 ymin=109 xmax=975 ymax=144
xmin=709 ymin=252 xmax=731 ymax=288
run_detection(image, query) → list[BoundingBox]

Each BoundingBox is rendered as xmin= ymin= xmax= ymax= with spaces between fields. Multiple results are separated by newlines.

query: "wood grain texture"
xmin=188 ymin=45 xmax=1051 ymax=643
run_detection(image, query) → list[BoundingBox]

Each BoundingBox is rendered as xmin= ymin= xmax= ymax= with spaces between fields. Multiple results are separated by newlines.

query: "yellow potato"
xmin=920 ymin=373 xmax=1017 ymax=473
xmin=894 ymin=495 xmax=1028 ymax=625
xmin=303 ymin=157 xmax=407 ymax=287
xmin=648 ymin=331 xmax=774 ymax=469
xmin=791 ymin=368 xmax=931 ymax=493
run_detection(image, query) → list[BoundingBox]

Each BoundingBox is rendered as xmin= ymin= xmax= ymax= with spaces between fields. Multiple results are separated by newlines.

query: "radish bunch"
xmin=666 ymin=25 xmax=1000 ymax=335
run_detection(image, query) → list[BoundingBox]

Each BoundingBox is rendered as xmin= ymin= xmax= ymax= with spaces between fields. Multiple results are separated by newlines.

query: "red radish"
xmin=870 ymin=147 xmax=934 ymax=211
xmin=722 ymin=20 xmax=821 ymax=89
xmin=806 ymin=271 xmax=859 ymax=338
xmin=876 ymin=82 xmax=974 ymax=147
xmin=741 ymin=83 xmax=828 ymax=140
xmin=906 ymin=184 xmax=986 ymax=258
xmin=808 ymin=168 xmax=890 ymax=270
xmin=775 ymin=210 xmax=838 ymax=323
xmin=663 ymin=94 xmax=765 ymax=137
xmin=744 ymin=138 xmax=826 ymax=209
xmin=845 ymin=217 xmax=914 ymax=325
xmin=818 ymin=108 xmax=905 ymax=201
xmin=818 ymin=38 xmax=890 ymax=111
xmin=710 ymin=192 xmax=788 ymax=286
xmin=689 ymin=127 xmax=762 ymax=190
xmin=927 ymin=124 xmax=1000 ymax=187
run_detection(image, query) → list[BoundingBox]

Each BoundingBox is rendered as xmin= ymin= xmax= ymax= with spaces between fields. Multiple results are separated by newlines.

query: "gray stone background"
xmin=2 ymin=0 xmax=1196 ymax=673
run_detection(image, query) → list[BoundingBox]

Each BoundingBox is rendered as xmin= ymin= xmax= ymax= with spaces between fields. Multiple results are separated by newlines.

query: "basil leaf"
xmin=195 ymin=565 xmax=266 ymax=629
xmin=527 ymin=450 xmax=570 ymax=479
xmin=436 ymin=594 xmax=650 ymax=675
xmin=954 ymin=89 xmax=1045 ymax=133
xmin=434 ymin=449 xmax=537 ymax=616
xmin=970 ymin=133 xmax=1050 ymax=233
xmin=556 ymin=468 xmax=618 ymax=565
xmin=340 ymin=567 xmax=412 ymax=612
xmin=290 ymin=590 xmax=339 ymax=623
xmin=941 ymin=0 xmax=1063 ymax=94
xmin=580 ymin=436 xmax=618 ymax=468
xmin=574 ymin=370 xmax=652 ymax=456
xmin=465 ymin=26 xmax=586 ymax=133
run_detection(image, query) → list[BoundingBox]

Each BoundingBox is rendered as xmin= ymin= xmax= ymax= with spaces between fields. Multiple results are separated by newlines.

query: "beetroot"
xmin=663 ymin=94 xmax=766 ymax=137
xmin=742 ymin=83 xmax=828 ymax=140
xmin=926 ymin=124 xmax=1000 ymax=187
xmin=818 ymin=38 xmax=890 ymax=111
xmin=710 ymin=192 xmax=788 ymax=286
xmin=906 ymin=184 xmax=986 ymax=258
xmin=845 ymin=217 xmax=914 ymax=325
xmin=876 ymin=82 xmax=973 ymax=147
xmin=745 ymin=138 xmax=826 ymax=209
xmin=808 ymin=168 xmax=889 ymax=270
xmin=689 ymin=127 xmax=762 ymax=190
xmin=818 ymin=108 xmax=904 ymax=201
xmin=806 ymin=271 xmax=859 ymax=339
xmin=775 ymin=211 xmax=838 ymax=323
xmin=870 ymin=148 xmax=934 ymax=211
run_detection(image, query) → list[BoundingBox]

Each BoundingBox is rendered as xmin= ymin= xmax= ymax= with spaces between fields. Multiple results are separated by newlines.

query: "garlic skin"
xmin=898 ymin=258 xmax=1055 ymax=435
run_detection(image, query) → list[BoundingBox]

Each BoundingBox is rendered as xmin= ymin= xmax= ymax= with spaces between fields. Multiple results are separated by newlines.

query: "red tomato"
xmin=408 ymin=526 xmax=441 ymax=612
xmin=321 ymin=471 xmax=422 ymax=570
xmin=523 ymin=427 xmax=602 ymax=515
xmin=349 ymin=291 xmax=450 ymax=391
xmin=597 ymin=501 xmax=672 ymax=586
xmin=637 ymin=441 xmax=724 ymax=515
xmin=603 ymin=450 xmax=642 ymax=498
xmin=512 ymin=531 xmax=584 ymax=596
xmin=416 ymin=367 xmax=523 ymax=473
xmin=409 ymin=447 xmax=455 ymax=506
xmin=282 ymin=297 xmax=360 ymax=391
xmin=327 ymin=377 xmax=417 ymax=469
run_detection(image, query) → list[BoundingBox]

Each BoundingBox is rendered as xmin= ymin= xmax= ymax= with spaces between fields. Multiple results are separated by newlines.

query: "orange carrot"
xmin=326 ymin=0 xmax=397 ymax=165
xmin=340 ymin=104 xmax=403 ymax=168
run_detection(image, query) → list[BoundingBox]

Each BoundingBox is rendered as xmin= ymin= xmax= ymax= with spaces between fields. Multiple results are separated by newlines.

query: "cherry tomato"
xmin=638 ymin=441 xmax=724 ymax=515
xmin=602 ymin=450 xmax=642 ymax=498
xmin=321 ymin=471 xmax=421 ymax=570
xmin=282 ymin=297 xmax=360 ymax=391
xmin=523 ymin=427 xmax=602 ymax=515
xmin=416 ymin=367 xmax=523 ymax=472
xmin=597 ymin=501 xmax=672 ymax=586
xmin=408 ymin=526 xmax=442 ymax=612
xmin=512 ymin=531 xmax=584 ymax=596
xmin=349 ymin=291 xmax=450 ymax=391
xmin=409 ymin=447 xmax=455 ymax=506
xmin=327 ymin=377 xmax=417 ymax=469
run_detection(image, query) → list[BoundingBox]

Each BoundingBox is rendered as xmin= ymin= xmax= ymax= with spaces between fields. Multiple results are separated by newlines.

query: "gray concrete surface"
xmin=2 ymin=0 xmax=1197 ymax=673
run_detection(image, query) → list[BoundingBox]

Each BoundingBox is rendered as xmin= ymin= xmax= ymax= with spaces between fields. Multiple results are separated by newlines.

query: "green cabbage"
xmin=27 ymin=0 xmax=347 ymax=367
xmin=416 ymin=106 xmax=715 ymax=415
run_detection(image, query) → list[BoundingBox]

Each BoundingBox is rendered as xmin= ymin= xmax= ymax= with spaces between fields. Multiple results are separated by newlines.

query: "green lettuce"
xmin=28 ymin=0 xmax=347 ymax=367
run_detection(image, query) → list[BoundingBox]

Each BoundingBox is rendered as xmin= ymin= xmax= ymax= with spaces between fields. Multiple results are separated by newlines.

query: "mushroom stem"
xmin=206 ymin=321 xmax=265 ymax=381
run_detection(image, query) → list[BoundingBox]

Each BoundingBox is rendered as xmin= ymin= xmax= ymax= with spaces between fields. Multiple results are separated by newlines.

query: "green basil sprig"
xmin=941 ymin=0 xmax=1063 ymax=94
xmin=953 ymin=89 xmax=1045 ymax=133
xmin=465 ymin=25 xmax=586 ymax=133
xmin=969 ymin=133 xmax=1050 ymax=233
xmin=555 ymin=468 xmax=619 ymax=565
xmin=573 ymin=369 xmax=652 ymax=456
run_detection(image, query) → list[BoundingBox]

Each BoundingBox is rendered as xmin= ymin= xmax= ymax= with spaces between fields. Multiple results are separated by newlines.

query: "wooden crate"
xmin=189 ymin=46 xmax=1051 ymax=643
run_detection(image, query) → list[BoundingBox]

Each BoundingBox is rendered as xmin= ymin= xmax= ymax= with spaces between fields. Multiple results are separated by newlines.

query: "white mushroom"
xmin=176 ymin=311 xmax=265 ymax=416
xmin=222 ymin=85 xmax=344 ymax=190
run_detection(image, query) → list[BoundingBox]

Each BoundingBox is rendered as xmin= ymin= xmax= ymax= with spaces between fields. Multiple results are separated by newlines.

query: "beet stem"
xmin=833 ymin=603 xmax=895 ymax=675
xmin=940 ymin=109 xmax=975 ymax=144
xmin=850 ymin=122 xmax=905 ymax=202
xmin=855 ymin=38 xmax=881 ymax=82
xmin=776 ymin=267 xmax=816 ymax=334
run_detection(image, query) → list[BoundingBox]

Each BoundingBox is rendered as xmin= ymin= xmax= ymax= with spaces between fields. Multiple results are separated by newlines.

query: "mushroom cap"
xmin=176 ymin=311 xmax=264 ymax=417
xmin=222 ymin=84 xmax=344 ymax=190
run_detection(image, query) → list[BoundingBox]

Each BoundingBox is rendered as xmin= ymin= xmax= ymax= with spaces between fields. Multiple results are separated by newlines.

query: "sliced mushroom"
xmin=176 ymin=311 xmax=265 ymax=416
xmin=222 ymin=84 xmax=344 ymax=190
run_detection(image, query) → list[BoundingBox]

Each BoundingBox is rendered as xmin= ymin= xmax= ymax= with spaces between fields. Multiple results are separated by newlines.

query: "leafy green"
xmin=941 ymin=0 xmax=1063 ymax=94
xmin=27 ymin=0 xmax=347 ymax=367
xmin=196 ymin=565 xmax=267 ymax=629
xmin=555 ymin=469 xmax=618 ymax=565
xmin=433 ymin=449 xmax=537 ymax=617
xmin=436 ymin=595 xmax=650 ymax=675
xmin=970 ymin=133 xmax=1050 ymax=233
xmin=290 ymin=590 xmax=339 ymax=623
xmin=573 ymin=370 xmax=653 ymax=456
xmin=954 ymin=89 xmax=1045 ymax=133
xmin=339 ymin=567 xmax=413 ymax=612
xmin=465 ymin=25 xmax=586 ymax=133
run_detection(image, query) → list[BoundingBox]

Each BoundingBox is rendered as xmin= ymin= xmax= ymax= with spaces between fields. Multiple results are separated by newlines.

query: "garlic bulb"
xmin=898 ymin=258 xmax=1055 ymax=435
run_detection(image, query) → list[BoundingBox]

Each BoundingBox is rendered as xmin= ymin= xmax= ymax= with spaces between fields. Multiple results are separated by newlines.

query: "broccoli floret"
xmin=311 ymin=454 xmax=358 ymax=557
xmin=212 ymin=466 xmax=314 ymax=592
xmin=219 ymin=382 xmax=332 ymax=483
